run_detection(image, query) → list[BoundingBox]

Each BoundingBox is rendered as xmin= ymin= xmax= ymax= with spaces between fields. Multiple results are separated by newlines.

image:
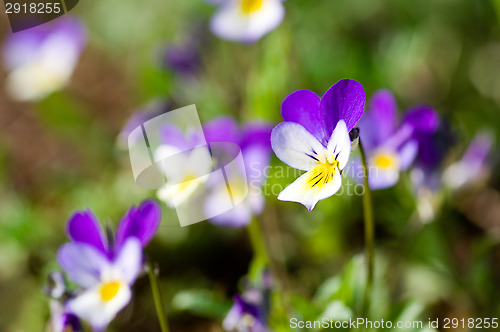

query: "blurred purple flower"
xmin=351 ymin=90 xmax=440 ymax=190
xmin=117 ymin=100 xmax=172 ymax=148
xmin=162 ymin=25 xmax=207 ymax=77
xmin=443 ymin=132 xmax=493 ymax=189
xmin=410 ymin=118 xmax=456 ymax=193
xmin=223 ymin=273 xmax=272 ymax=332
xmin=2 ymin=16 xmax=86 ymax=101
xmin=48 ymin=300 xmax=83 ymax=332
xmin=223 ymin=295 xmax=267 ymax=332
xmin=164 ymin=43 xmax=201 ymax=76
xmin=57 ymin=200 xmax=161 ymax=331
xmin=45 ymin=272 xmax=83 ymax=332
xmin=203 ymin=117 xmax=273 ymax=227
xmin=271 ymin=79 xmax=366 ymax=211
xmin=210 ymin=0 xmax=285 ymax=43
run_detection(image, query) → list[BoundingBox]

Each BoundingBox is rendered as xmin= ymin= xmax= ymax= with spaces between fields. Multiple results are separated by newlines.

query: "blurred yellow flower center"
xmin=373 ymin=152 xmax=398 ymax=169
xmin=100 ymin=282 xmax=120 ymax=302
xmin=241 ymin=0 xmax=263 ymax=14
xmin=306 ymin=160 xmax=338 ymax=190
xmin=179 ymin=174 xmax=198 ymax=191
xmin=228 ymin=180 xmax=246 ymax=200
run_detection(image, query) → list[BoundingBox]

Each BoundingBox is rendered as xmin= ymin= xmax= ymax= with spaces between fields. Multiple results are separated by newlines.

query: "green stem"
xmin=359 ymin=139 xmax=375 ymax=317
xmin=247 ymin=218 xmax=271 ymax=265
xmin=147 ymin=261 xmax=171 ymax=332
xmin=247 ymin=218 xmax=291 ymax=323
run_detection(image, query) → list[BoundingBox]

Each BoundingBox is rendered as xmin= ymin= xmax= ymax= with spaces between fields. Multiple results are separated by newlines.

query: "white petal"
xmin=397 ymin=140 xmax=418 ymax=171
xmin=67 ymin=283 xmax=131 ymax=331
xmin=271 ymin=122 xmax=327 ymax=171
xmin=326 ymin=120 xmax=351 ymax=170
xmin=113 ymin=238 xmax=142 ymax=285
xmin=368 ymin=166 xmax=400 ymax=190
xmin=187 ymin=146 xmax=213 ymax=178
xmin=210 ymin=0 xmax=285 ymax=43
xmin=278 ymin=165 xmax=342 ymax=211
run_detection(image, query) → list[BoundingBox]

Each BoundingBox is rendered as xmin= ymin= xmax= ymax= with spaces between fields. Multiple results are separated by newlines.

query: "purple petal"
xmin=203 ymin=116 xmax=241 ymax=145
xmin=243 ymin=146 xmax=271 ymax=185
xmin=57 ymin=243 xmax=109 ymax=288
xmin=403 ymin=105 xmax=441 ymax=167
xmin=160 ymin=124 xmax=192 ymax=150
xmin=208 ymin=203 xmax=253 ymax=227
xmin=241 ymin=122 xmax=273 ymax=184
xmin=223 ymin=295 xmax=264 ymax=331
xmin=320 ymin=79 xmax=366 ymax=133
xmin=114 ymin=200 xmax=161 ymax=252
xmin=281 ymin=90 xmax=325 ymax=143
xmin=66 ymin=210 xmax=108 ymax=256
xmin=164 ymin=43 xmax=201 ymax=76
xmin=241 ymin=122 xmax=273 ymax=151
xmin=3 ymin=16 xmax=86 ymax=70
xmin=118 ymin=100 xmax=171 ymax=148
xmin=462 ymin=132 xmax=493 ymax=171
xmin=358 ymin=90 xmax=397 ymax=149
xmin=403 ymin=105 xmax=440 ymax=134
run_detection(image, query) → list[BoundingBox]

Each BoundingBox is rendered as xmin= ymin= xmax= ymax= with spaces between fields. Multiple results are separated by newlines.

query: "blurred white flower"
xmin=2 ymin=17 xmax=86 ymax=101
xmin=210 ymin=0 xmax=285 ymax=43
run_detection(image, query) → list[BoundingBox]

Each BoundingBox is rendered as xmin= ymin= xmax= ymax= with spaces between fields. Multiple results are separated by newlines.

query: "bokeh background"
xmin=1 ymin=0 xmax=500 ymax=330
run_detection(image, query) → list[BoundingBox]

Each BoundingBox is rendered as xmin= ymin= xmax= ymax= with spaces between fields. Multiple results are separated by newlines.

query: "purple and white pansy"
xmin=2 ymin=16 xmax=86 ymax=101
xmin=156 ymin=116 xmax=272 ymax=227
xmin=57 ymin=200 xmax=161 ymax=331
xmin=271 ymin=79 xmax=366 ymax=211
xmin=352 ymin=90 xmax=440 ymax=190
xmin=203 ymin=117 xmax=273 ymax=227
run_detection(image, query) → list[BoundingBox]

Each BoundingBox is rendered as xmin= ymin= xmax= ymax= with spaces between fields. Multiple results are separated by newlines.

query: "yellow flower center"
xmin=100 ymin=282 xmax=120 ymax=302
xmin=373 ymin=152 xmax=398 ymax=169
xmin=228 ymin=180 xmax=246 ymax=201
xmin=241 ymin=0 xmax=263 ymax=14
xmin=179 ymin=174 xmax=198 ymax=191
xmin=306 ymin=160 xmax=338 ymax=190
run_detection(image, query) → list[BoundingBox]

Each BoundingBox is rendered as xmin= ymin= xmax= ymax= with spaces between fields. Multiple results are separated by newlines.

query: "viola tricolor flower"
xmin=203 ymin=117 xmax=273 ymax=227
xmin=271 ymin=79 xmax=365 ymax=211
xmin=210 ymin=0 xmax=285 ymax=43
xmin=353 ymin=90 xmax=439 ymax=190
xmin=162 ymin=24 xmax=206 ymax=77
xmin=2 ymin=17 xmax=86 ymax=101
xmin=57 ymin=200 xmax=161 ymax=331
